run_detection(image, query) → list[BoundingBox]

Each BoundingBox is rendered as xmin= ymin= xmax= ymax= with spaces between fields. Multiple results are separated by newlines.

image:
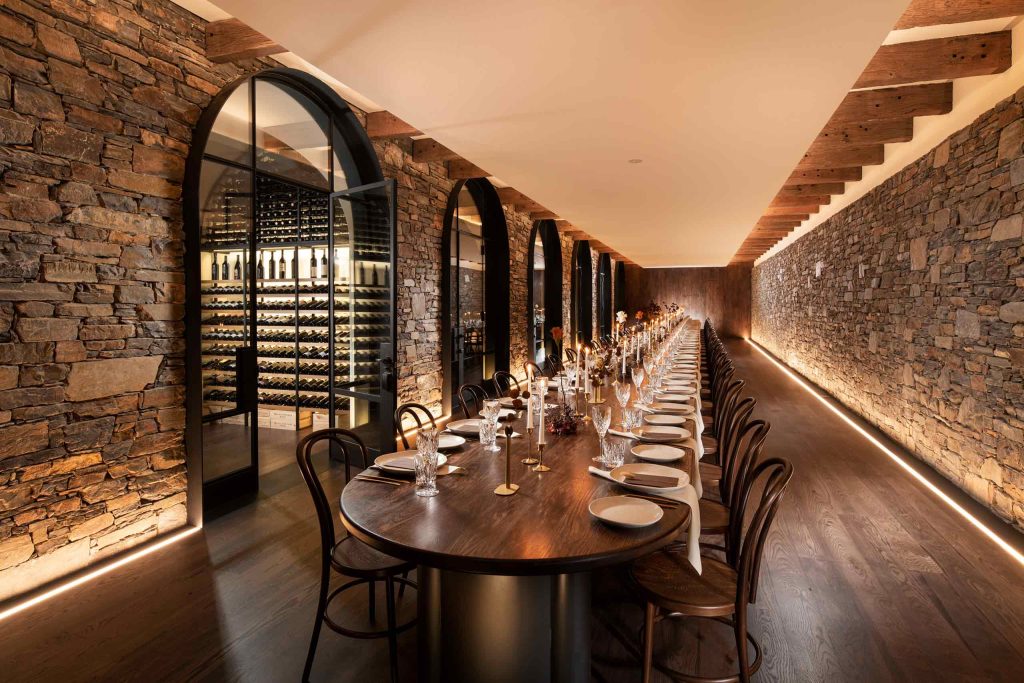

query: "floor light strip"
xmin=0 ymin=526 xmax=201 ymax=622
xmin=746 ymin=339 xmax=1024 ymax=568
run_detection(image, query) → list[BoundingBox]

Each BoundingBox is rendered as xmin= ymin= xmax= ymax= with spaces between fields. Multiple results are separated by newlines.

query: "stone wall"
xmin=0 ymin=0 xmax=273 ymax=599
xmin=752 ymin=86 xmax=1024 ymax=530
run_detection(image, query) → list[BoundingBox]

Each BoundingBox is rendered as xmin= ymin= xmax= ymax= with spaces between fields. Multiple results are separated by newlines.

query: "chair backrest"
xmin=457 ymin=383 xmax=489 ymax=419
xmin=565 ymin=347 xmax=577 ymax=363
xmin=295 ymin=428 xmax=370 ymax=562
xmin=543 ymin=355 xmax=561 ymax=376
xmin=718 ymin=397 xmax=756 ymax=504
xmin=523 ymin=361 xmax=542 ymax=380
xmin=492 ymin=370 xmax=520 ymax=397
xmin=394 ymin=402 xmax=437 ymax=449
xmin=733 ymin=457 xmax=793 ymax=608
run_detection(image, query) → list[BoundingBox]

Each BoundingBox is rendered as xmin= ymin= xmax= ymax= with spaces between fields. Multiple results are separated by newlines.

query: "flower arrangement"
xmin=547 ymin=375 xmax=581 ymax=436
xmin=549 ymin=326 xmax=564 ymax=370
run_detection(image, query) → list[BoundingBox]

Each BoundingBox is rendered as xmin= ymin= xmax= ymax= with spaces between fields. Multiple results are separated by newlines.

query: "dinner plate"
xmin=662 ymin=381 xmax=696 ymax=390
xmin=438 ymin=433 xmax=466 ymax=451
xmin=649 ymin=401 xmax=695 ymax=414
xmin=588 ymin=496 xmax=663 ymax=528
xmin=631 ymin=443 xmax=686 ymax=463
xmin=644 ymin=414 xmax=687 ymax=427
xmin=609 ymin=462 xmax=689 ymax=493
xmin=631 ymin=425 xmax=691 ymax=442
xmin=374 ymin=451 xmax=448 ymax=474
xmin=656 ymin=392 xmax=694 ymax=402
xmin=447 ymin=418 xmax=482 ymax=436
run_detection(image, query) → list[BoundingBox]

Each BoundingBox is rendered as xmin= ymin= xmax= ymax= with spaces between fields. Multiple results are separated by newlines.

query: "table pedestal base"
xmin=418 ymin=566 xmax=590 ymax=683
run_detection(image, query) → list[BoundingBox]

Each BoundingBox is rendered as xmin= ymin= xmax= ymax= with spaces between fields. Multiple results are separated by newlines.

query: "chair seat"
xmin=700 ymin=462 xmax=722 ymax=483
xmin=702 ymin=434 xmax=718 ymax=452
xmin=699 ymin=498 xmax=730 ymax=533
xmin=631 ymin=547 xmax=737 ymax=618
xmin=331 ymin=535 xmax=412 ymax=578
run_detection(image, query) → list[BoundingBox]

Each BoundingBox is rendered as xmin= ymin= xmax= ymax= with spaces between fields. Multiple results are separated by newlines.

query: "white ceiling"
xmin=208 ymin=0 xmax=910 ymax=267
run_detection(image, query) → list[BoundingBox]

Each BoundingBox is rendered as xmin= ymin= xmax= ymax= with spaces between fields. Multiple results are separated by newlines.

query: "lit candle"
xmin=621 ymin=340 xmax=627 ymax=375
xmin=526 ymin=387 xmax=534 ymax=429
xmin=584 ymin=347 xmax=591 ymax=397
xmin=635 ymin=331 xmax=640 ymax=362
xmin=537 ymin=379 xmax=546 ymax=444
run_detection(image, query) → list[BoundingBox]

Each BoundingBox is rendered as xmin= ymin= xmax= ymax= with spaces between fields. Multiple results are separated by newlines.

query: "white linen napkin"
xmin=588 ymin=466 xmax=702 ymax=574
xmin=608 ymin=428 xmax=637 ymax=439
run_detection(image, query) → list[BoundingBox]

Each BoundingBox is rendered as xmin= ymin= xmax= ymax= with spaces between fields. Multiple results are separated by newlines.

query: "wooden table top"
xmin=340 ymin=401 xmax=695 ymax=575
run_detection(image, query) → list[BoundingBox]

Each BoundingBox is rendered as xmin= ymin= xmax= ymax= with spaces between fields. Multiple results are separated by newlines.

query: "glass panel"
xmin=532 ymin=230 xmax=546 ymax=363
xmin=451 ymin=186 xmax=487 ymax=391
xmin=198 ymin=159 xmax=254 ymax=482
xmin=207 ymin=80 xmax=250 ymax=164
xmin=255 ymin=79 xmax=330 ymax=189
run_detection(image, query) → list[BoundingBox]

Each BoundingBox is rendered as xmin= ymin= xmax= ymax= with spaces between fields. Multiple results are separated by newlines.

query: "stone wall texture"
xmin=752 ymin=86 xmax=1024 ymax=530
xmin=0 ymin=0 xmax=275 ymax=599
xmin=0 ymin=0 xmax=621 ymax=599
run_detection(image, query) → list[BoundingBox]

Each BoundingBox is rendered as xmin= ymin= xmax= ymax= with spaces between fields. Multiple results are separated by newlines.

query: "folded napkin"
xmin=608 ymin=428 xmax=637 ymax=439
xmin=588 ymin=466 xmax=702 ymax=574
xmin=623 ymin=472 xmax=679 ymax=488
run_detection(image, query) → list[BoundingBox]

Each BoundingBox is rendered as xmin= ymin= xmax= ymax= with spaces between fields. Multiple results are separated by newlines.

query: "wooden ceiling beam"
xmin=411 ymin=138 xmax=459 ymax=162
xmin=895 ymin=0 xmax=1024 ymax=29
xmin=855 ymin=31 xmax=1011 ymax=89
xmin=759 ymin=213 xmax=810 ymax=223
xmin=365 ymin=111 xmax=421 ymax=139
xmin=765 ymin=204 xmax=820 ymax=216
xmin=496 ymin=187 xmax=529 ymax=205
xmin=770 ymin=195 xmax=831 ymax=208
xmin=784 ymin=167 xmax=863 ymax=185
xmin=778 ymin=183 xmax=846 ymax=197
xmin=797 ymin=144 xmax=884 ymax=169
xmin=448 ymin=159 xmax=489 ymax=180
xmin=206 ymin=19 xmax=285 ymax=63
xmin=530 ymin=210 xmax=559 ymax=220
xmin=815 ymin=118 xmax=914 ymax=149
xmin=831 ymin=83 xmax=953 ymax=124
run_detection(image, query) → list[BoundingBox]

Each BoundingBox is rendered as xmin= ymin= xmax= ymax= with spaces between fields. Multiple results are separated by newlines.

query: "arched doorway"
xmin=597 ymin=253 xmax=612 ymax=339
xmin=527 ymin=220 xmax=563 ymax=364
xmin=184 ymin=68 xmax=394 ymax=513
xmin=571 ymin=240 xmax=593 ymax=346
xmin=441 ymin=179 xmax=510 ymax=411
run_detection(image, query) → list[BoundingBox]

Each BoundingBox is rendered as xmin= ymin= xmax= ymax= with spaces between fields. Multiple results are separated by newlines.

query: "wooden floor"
xmin=3 ymin=339 xmax=1024 ymax=682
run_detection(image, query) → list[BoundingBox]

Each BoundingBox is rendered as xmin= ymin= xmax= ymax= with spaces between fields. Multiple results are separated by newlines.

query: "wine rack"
xmin=199 ymin=173 xmax=393 ymax=430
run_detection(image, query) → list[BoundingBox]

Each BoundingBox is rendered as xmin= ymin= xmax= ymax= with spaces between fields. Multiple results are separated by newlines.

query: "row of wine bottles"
xmin=202 ymin=298 xmax=389 ymax=311
xmin=201 ymin=313 xmax=389 ymax=327
xmin=203 ymin=390 xmax=353 ymax=409
xmin=207 ymin=251 xmax=388 ymax=285
xmin=202 ymin=357 xmax=378 ymax=373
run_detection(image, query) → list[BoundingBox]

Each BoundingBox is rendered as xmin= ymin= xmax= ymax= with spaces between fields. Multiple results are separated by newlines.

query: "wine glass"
xmin=481 ymin=399 xmax=502 ymax=452
xmin=623 ymin=407 xmax=642 ymax=437
xmin=591 ymin=405 xmax=612 ymax=463
xmin=633 ymin=365 xmax=646 ymax=391
xmin=613 ymin=381 xmax=631 ymax=428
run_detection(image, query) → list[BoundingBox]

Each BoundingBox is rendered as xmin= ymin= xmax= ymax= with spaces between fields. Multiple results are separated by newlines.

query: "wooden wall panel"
xmin=624 ymin=265 xmax=751 ymax=338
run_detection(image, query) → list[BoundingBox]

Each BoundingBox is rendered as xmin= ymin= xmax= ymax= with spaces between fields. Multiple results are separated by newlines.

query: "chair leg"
xmin=385 ymin=578 xmax=400 ymax=683
xmin=303 ymin=562 xmax=330 ymax=683
xmin=734 ymin=609 xmax=750 ymax=683
xmin=398 ymin=569 xmax=408 ymax=600
xmin=368 ymin=579 xmax=376 ymax=623
xmin=642 ymin=601 xmax=656 ymax=683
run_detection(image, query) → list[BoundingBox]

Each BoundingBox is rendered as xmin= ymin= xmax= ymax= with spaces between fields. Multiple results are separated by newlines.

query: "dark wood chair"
xmin=631 ymin=458 xmax=794 ymax=683
xmin=565 ymin=347 xmax=577 ymax=363
xmin=523 ymin=361 xmax=542 ymax=380
xmin=491 ymin=370 xmax=520 ymax=397
xmin=456 ymin=382 xmax=489 ymax=419
xmin=697 ymin=419 xmax=771 ymax=543
xmin=700 ymin=397 xmax=756 ymax=500
xmin=543 ymin=355 xmax=562 ymax=376
xmin=394 ymin=402 xmax=436 ymax=449
xmin=295 ymin=429 xmax=416 ymax=683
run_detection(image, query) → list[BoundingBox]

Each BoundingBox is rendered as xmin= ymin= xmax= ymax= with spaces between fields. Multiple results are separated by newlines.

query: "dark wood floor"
xmin=3 ymin=339 xmax=1024 ymax=682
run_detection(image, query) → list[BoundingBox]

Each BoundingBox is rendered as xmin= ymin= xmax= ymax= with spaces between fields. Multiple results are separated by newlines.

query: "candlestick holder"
xmin=521 ymin=426 xmax=539 ymax=465
xmin=494 ymin=424 xmax=519 ymax=495
xmin=532 ymin=442 xmax=550 ymax=472
xmin=590 ymin=384 xmax=605 ymax=404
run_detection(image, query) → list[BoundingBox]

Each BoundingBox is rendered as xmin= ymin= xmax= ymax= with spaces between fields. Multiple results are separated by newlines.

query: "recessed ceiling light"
xmin=628 ymin=159 xmax=643 ymax=164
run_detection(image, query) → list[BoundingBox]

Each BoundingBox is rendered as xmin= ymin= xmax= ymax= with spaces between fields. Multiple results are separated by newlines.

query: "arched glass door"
xmin=571 ymin=240 xmax=593 ymax=345
xmin=531 ymin=229 xmax=546 ymax=363
xmin=449 ymin=186 xmax=491 ymax=396
xmin=598 ymin=253 xmax=612 ymax=338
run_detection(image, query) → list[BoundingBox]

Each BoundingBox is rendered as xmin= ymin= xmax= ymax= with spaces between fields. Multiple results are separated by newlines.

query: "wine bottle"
xmin=221 ymin=254 xmax=229 ymax=280
xmin=321 ymin=250 xmax=328 ymax=279
xmin=279 ymin=251 xmax=287 ymax=280
xmin=211 ymin=256 xmax=218 ymax=281
xmin=371 ymin=264 xmax=379 ymax=286
xmin=270 ymin=251 xmax=277 ymax=280
xmin=233 ymin=254 xmax=241 ymax=280
xmin=290 ymin=252 xmax=296 ymax=280
xmin=256 ymin=252 xmax=265 ymax=280
xmin=310 ymin=249 xmax=318 ymax=279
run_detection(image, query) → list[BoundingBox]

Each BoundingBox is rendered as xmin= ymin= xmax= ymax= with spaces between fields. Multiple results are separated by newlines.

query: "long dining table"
xmin=340 ymin=367 xmax=701 ymax=683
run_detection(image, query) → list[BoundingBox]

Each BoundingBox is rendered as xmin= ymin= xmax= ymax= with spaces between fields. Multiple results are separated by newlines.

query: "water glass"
xmin=601 ymin=439 xmax=626 ymax=469
xmin=613 ymin=381 xmax=631 ymax=412
xmin=591 ymin=405 xmax=611 ymax=463
xmin=415 ymin=427 xmax=440 ymax=497
xmin=623 ymin=407 xmax=643 ymax=435
xmin=479 ymin=417 xmax=499 ymax=452
xmin=633 ymin=366 xmax=646 ymax=390
xmin=638 ymin=385 xmax=655 ymax=407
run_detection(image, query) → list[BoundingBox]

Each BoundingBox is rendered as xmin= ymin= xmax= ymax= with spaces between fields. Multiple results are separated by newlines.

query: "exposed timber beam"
xmin=778 ymin=183 xmax=846 ymax=197
xmin=895 ymin=0 xmax=1024 ymax=29
xmin=815 ymin=119 xmax=914 ymax=149
xmin=784 ymin=167 xmax=863 ymax=185
xmin=206 ymin=19 xmax=285 ymax=63
xmin=411 ymin=138 xmax=459 ymax=162
xmin=447 ymin=159 xmax=489 ymax=180
xmin=365 ymin=111 xmax=421 ymax=139
xmin=765 ymin=205 xmax=820 ymax=216
xmin=530 ymin=211 xmax=559 ymax=220
xmin=831 ymin=83 xmax=953 ymax=124
xmin=797 ymin=144 xmax=885 ymax=169
xmin=855 ymin=31 xmax=1011 ymax=89
xmin=770 ymin=195 xmax=831 ymax=208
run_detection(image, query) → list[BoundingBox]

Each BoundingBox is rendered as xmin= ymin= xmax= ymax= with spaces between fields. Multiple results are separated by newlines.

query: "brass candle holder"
xmin=532 ymin=441 xmax=550 ymax=472
xmin=521 ymin=426 xmax=539 ymax=465
xmin=494 ymin=424 xmax=519 ymax=495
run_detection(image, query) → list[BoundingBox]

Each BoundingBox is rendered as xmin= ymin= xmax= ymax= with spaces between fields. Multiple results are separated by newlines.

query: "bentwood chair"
xmin=631 ymin=458 xmax=794 ymax=683
xmin=543 ymin=355 xmax=562 ymax=376
xmin=491 ymin=370 xmax=520 ymax=397
xmin=697 ymin=419 xmax=771 ymax=547
xmin=296 ymin=429 xmax=416 ymax=683
xmin=394 ymin=402 xmax=436 ymax=449
xmin=700 ymin=397 xmax=756 ymax=501
xmin=457 ymin=382 xmax=489 ymax=419
xmin=523 ymin=361 xmax=542 ymax=380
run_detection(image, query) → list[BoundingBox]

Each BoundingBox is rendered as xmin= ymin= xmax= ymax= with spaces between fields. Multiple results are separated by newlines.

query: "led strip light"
xmin=746 ymin=339 xmax=1024 ymax=568
xmin=0 ymin=526 xmax=201 ymax=622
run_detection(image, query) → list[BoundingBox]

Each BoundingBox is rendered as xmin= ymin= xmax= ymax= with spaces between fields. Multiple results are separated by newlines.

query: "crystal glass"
xmin=638 ymin=384 xmax=655 ymax=407
xmin=633 ymin=366 xmax=646 ymax=390
xmin=591 ymin=405 xmax=611 ymax=463
xmin=479 ymin=418 xmax=498 ymax=452
xmin=481 ymin=398 xmax=501 ymax=422
xmin=643 ymin=356 xmax=654 ymax=378
xmin=415 ymin=427 xmax=440 ymax=497
xmin=623 ymin=407 xmax=643 ymax=435
xmin=601 ymin=439 xmax=626 ymax=469
xmin=613 ymin=381 xmax=631 ymax=429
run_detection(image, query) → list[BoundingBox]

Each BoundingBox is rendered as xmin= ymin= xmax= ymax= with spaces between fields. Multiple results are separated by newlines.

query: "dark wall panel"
xmin=624 ymin=265 xmax=751 ymax=338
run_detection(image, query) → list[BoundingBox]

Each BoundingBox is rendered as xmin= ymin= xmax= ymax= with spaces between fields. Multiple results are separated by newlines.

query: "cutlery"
xmin=354 ymin=474 xmax=404 ymax=486
xmin=624 ymin=493 xmax=680 ymax=508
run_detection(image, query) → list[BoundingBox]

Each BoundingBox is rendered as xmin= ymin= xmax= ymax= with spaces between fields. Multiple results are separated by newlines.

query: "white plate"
xmin=657 ymin=392 xmax=694 ymax=402
xmin=374 ymin=451 xmax=448 ymax=474
xmin=644 ymin=414 xmax=686 ymax=427
xmin=609 ymin=462 xmax=689 ymax=493
xmin=662 ymin=381 xmax=696 ymax=390
xmin=632 ymin=443 xmax=686 ymax=463
xmin=438 ymin=433 xmax=466 ymax=451
xmin=447 ymin=418 xmax=482 ymax=436
xmin=631 ymin=425 xmax=691 ymax=442
xmin=649 ymin=401 xmax=695 ymax=414
xmin=588 ymin=496 xmax=663 ymax=528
